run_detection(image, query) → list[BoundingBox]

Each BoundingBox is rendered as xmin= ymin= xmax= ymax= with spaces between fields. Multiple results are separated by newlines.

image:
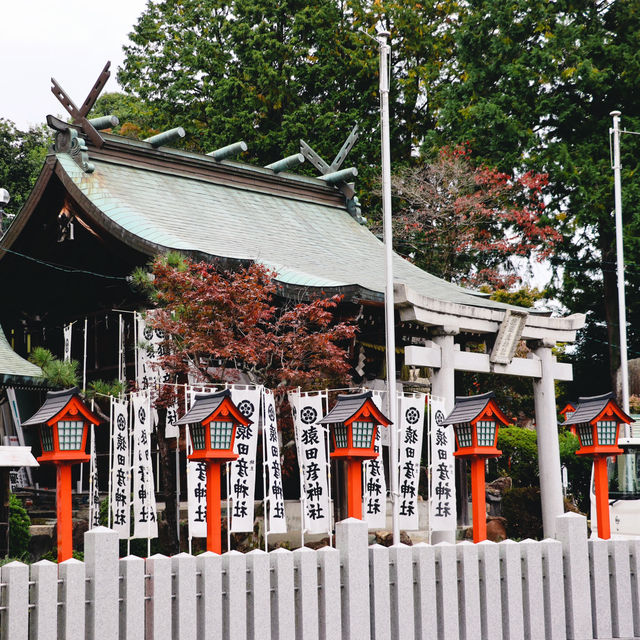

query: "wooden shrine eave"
xmin=395 ymin=283 xmax=585 ymax=344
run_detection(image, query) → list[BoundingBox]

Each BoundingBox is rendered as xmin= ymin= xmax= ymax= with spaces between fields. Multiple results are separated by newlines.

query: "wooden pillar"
xmin=593 ymin=456 xmax=611 ymax=539
xmin=346 ymin=459 xmax=363 ymax=520
xmin=206 ymin=462 xmax=222 ymax=554
xmin=57 ymin=463 xmax=73 ymax=562
xmin=470 ymin=457 xmax=487 ymax=543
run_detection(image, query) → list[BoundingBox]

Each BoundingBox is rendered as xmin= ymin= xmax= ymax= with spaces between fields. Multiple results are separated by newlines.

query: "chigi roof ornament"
xmin=299 ymin=124 xmax=365 ymax=224
xmin=47 ymin=61 xmax=119 ymax=173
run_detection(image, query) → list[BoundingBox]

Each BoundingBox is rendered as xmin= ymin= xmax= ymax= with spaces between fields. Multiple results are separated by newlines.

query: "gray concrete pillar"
xmin=531 ymin=340 xmax=565 ymax=538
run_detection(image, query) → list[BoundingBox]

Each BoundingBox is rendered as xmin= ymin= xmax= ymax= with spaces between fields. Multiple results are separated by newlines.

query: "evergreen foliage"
xmin=8 ymin=494 xmax=31 ymax=558
xmin=28 ymin=347 xmax=79 ymax=389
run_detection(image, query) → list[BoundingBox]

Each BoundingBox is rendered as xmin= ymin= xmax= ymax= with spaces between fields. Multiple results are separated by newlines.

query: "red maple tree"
xmin=390 ymin=145 xmax=561 ymax=289
xmin=146 ymin=255 xmax=356 ymax=395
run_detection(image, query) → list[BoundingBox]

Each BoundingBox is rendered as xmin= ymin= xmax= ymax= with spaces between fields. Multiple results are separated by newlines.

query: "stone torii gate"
xmin=395 ymin=284 xmax=586 ymax=542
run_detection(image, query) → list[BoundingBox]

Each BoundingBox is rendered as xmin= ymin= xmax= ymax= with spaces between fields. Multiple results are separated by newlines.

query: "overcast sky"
xmin=1 ymin=0 xmax=149 ymax=130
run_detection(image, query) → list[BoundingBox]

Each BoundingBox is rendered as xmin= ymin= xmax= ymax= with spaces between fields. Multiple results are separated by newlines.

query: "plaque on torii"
xmin=49 ymin=61 xmax=112 ymax=148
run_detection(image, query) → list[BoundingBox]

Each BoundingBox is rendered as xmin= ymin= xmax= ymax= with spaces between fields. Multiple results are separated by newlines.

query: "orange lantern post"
xmin=443 ymin=392 xmax=510 ymax=543
xmin=177 ymin=390 xmax=251 ymax=553
xmin=22 ymin=387 xmax=101 ymax=562
xmin=319 ymin=391 xmax=391 ymax=520
xmin=562 ymin=392 xmax=631 ymax=539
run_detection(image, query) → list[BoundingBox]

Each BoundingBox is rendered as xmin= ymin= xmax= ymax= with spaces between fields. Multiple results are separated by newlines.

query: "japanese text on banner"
xmin=131 ymin=393 xmax=158 ymax=539
xmin=88 ymin=424 xmax=100 ymax=528
xmin=110 ymin=398 xmax=130 ymax=539
xmin=290 ymin=391 xmax=331 ymax=534
xmin=136 ymin=311 xmax=172 ymax=393
xmin=362 ymin=390 xmax=387 ymax=528
xmin=229 ymin=386 xmax=262 ymax=533
xmin=398 ymin=393 xmax=426 ymax=530
xmin=263 ymin=389 xmax=286 ymax=533
xmin=429 ymin=396 xmax=456 ymax=531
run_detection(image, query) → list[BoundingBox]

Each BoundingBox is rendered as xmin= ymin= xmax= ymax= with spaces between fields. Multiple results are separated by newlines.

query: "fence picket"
xmin=223 ymin=550 xmax=247 ymax=639
xmin=145 ymin=554 xmax=172 ymax=640
xmin=317 ymin=546 xmax=341 ymax=640
xmin=196 ymin=552 xmax=223 ymax=640
xmin=270 ymin=548 xmax=295 ymax=640
xmin=294 ymin=547 xmax=319 ymax=640
xmin=434 ymin=542 xmax=459 ymax=640
xmin=608 ymin=539 xmax=634 ymax=638
xmin=368 ymin=544 xmax=391 ymax=640
xmin=171 ymin=553 xmax=197 ymax=640
xmin=119 ymin=556 xmax=145 ymax=640
xmin=499 ymin=540 xmax=524 ymax=640
xmin=540 ymin=539 xmax=566 ymax=640
xmin=520 ymin=539 xmax=545 ymax=640
xmin=1 ymin=561 xmax=28 ymax=640
xmin=477 ymin=541 xmax=502 ymax=640
xmin=589 ymin=539 xmax=612 ymax=638
xmin=247 ymin=549 xmax=271 ymax=640
xmin=29 ymin=559 xmax=57 ymax=640
xmin=58 ymin=558 xmax=85 ymax=640
xmin=456 ymin=541 xmax=481 ymax=640
xmin=412 ymin=543 xmax=437 ymax=640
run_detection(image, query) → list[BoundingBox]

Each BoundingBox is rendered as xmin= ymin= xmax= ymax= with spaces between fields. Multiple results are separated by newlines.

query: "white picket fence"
xmin=1 ymin=512 xmax=640 ymax=639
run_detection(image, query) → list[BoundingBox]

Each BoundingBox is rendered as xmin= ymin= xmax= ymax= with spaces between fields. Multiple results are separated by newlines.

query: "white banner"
xmin=165 ymin=401 xmax=180 ymax=439
xmin=263 ymin=389 xmax=286 ymax=534
xmin=88 ymin=424 xmax=100 ymax=528
xmin=429 ymin=396 xmax=456 ymax=532
xmin=186 ymin=431 xmax=208 ymax=539
xmin=110 ymin=398 xmax=130 ymax=539
xmin=63 ymin=323 xmax=72 ymax=363
xmin=136 ymin=311 xmax=171 ymax=392
xmin=132 ymin=393 xmax=158 ymax=539
xmin=186 ymin=385 xmax=218 ymax=539
xmin=290 ymin=391 xmax=331 ymax=534
xmin=398 ymin=393 xmax=426 ymax=530
xmin=362 ymin=390 xmax=387 ymax=528
xmin=228 ymin=386 xmax=262 ymax=533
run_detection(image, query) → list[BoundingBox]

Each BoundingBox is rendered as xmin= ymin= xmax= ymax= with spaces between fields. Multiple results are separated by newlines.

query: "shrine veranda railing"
xmin=1 ymin=513 xmax=640 ymax=639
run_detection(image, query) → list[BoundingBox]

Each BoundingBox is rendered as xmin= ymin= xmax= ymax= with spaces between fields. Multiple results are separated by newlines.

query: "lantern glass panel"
xmin=577 ymin=423 xmax=593 ymax=447
xmin=41 ymin=425 xmax=54 ymax=452
xmin=476 ymin=420 xmax=496 ymax=447
xmin=190 ymin=423 xmax=206 ymax=450
xmin=334 ymin=423 xmax=348 ymax=448
xmin=352 ymin=421 xmax=375 ymax=448
xmin=596 ymin=420 xmax=618 ymax=446
xmin=210 ymin=421 xmax=234 ymax=450
xmin=58 ymin=420 xmax=84 ymax=450
xmin=456 ymin=422 xmax=473 ymax=448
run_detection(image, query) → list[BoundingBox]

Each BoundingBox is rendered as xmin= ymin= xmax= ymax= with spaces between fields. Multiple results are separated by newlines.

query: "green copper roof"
xmin=0 ymin=325 xmax=43 ymax=385
xmin=55 ymin=149 xmax=515 ymax=310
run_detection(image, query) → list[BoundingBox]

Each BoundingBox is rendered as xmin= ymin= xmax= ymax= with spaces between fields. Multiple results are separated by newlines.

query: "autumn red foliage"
xmin=390 ymin=145 xmax=561 ymax=288
xmin=145 ymin=255 xmax=356 ymax=401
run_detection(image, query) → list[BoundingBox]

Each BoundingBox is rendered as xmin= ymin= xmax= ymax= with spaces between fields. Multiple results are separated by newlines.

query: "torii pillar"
xmin=530 ymin=339 xmax=565 ymax=538
xmin=430 ymin=329 xmax=459 ymax=545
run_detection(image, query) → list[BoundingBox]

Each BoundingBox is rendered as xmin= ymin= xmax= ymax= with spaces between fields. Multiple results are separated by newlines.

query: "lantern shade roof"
xmin=442 ymin=391 xmax=510 ymax=427
xmin=177 ymin=389 xmax=251 ymax=426
xmin=318 ymin=390 xmax=391 ymax=426
xmin=562 ymin=392 xmax=632 ymax=426
xmin=22 ymin=387 xmax=101 ymax=427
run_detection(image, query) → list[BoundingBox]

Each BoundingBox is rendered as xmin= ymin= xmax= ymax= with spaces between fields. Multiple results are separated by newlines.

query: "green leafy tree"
xmin=89 ymin=92 xmax=159 ymax=140
xmin=428 ymin=0 xmax=640 ymax=396
xmin=115 ymin=0 xmax=458 ymax=209
xmin=8 ymin=494 xmax=31 ymax=558
xmin=0 ymin=119 xmax=50 ymax=217
xmin=28 ymin=347 xmax=79 ymax=388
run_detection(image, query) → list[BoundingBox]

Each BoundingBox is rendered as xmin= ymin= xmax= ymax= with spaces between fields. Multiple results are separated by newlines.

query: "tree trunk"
xmin=155 ymin=406 xmax=180 ymax=554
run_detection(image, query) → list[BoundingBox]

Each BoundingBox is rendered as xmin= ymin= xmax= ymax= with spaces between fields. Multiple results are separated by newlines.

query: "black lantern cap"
xmin=176 ymin=389 xmax=232 ymax=425
xmin=562 ymin=392 xmax=632 ymax=426
xmin=22 ymin=387 xmax=81 ymax=427
xmin=318 ymin=391 xmax=386 ymax=425
xmin=442 ymin=391 xmax=496 ymax=426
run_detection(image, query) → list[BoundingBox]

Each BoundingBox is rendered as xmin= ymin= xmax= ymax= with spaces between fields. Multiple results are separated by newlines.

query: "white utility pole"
xmin=378 ymin=31 xmax=400 ymax=545
xmin=610 ymin=110 xmax=630 ymax=418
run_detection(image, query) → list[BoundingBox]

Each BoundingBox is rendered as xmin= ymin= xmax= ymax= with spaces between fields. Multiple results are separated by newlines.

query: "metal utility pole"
xmin=610 ymin=110 xmax=630 ymax=418
xmin=378 ymin=31 xmax=400 ymax=545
